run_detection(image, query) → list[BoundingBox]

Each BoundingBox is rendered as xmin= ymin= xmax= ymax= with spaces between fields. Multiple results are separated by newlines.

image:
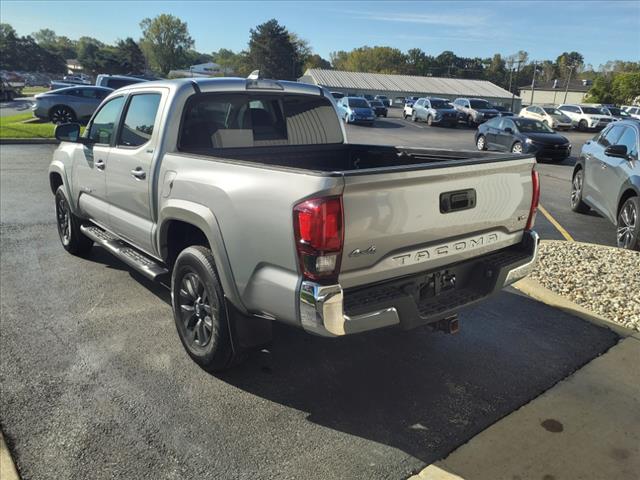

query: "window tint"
xmin=616 ymin=127 xmax=638 ymax=159
xmin=95 ymin=89 xmax=111 ymax=100
xmin=598 ymin=125 xmax=624 ymax=147
xmin=87 ymin=96 xmax=125 ymax=144
xmin=118 ymin=93 xmax=161 ymax=147
xmin=106 ymin=78 xmax=142 ymax=90
xmin=484 ymin=117 xmax=501 ymax=127
xmin=180 ymin=93 xmax=342 ymax=150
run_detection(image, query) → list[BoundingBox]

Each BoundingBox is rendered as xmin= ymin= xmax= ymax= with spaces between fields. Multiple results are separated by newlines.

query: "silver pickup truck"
xmin=49 ymin=76 xmax=540 ymax=371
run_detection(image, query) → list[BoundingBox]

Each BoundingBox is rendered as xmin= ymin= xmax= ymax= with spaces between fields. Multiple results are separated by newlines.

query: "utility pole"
xmin=530 ymin=61 xmax=538 ymax=105
xmin=563 ymin=64 xmax=576 ymax=104
xmin=510 ymin=57 xmax=523 ymax=112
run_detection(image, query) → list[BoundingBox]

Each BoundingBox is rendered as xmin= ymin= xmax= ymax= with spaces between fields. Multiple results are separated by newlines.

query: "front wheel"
xmin=570 ymin=169 xmax=590 ymax=213
xmin=511 ymin=141 xmax=523 ymax=154
xmin=55 ymin=186 xmax=93 ymax=255
xmin=411 ymin=111 xmax=417 ymax=122
xmin=578 ymin=119 xmax=588 ymax=131
xmin=476 ymin=135 xmax=487 ymax=151
xmin=171 ymin=246 xmax=239 ymax=371
xmin=466 ymin=115 xmax=475 ymax=128
xmin=427 ymin=115 xmax=433 ymax=126
xmin=617 ymin=197 xmax=639 ymax=251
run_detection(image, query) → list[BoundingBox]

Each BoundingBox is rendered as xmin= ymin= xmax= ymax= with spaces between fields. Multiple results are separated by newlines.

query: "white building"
xmin=519 ymin=79 xmax=591 ymax=106
xmin=299 ymin=68 xmax=521 ymax=110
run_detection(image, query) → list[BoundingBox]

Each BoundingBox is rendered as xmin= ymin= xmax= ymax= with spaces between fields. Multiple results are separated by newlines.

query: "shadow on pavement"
xmin=86 ymin=247 xmax=619 ymax=466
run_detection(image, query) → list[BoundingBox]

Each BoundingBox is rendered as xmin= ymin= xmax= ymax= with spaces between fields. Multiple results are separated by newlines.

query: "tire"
xmin=427 ymin=115 xmax=433 ymax=126
xmin=616 ymin=196 xmax=639 ymax=251
xmin=403 ymin=112 xmax=408 ymax=120
xmin=411 ymin=111 xmax=417 ymax=122
xmin=467 ymin=115 xmax=475 ymax=128
xmin=476 ymin=135 xmax=487 ymax=151
xmin=570 ymin=168 xmax=590 ymax=213
xmin=55 ymin=186 xmax=93 ymax=255
xmin=50 ymin=105 xmax=76 ymax=124
xmin=383 ymin=113 xmax=387 ymax=118
xmin=171 ymin=246 xmax=239 ymax=371
xmin=511 ymin=141 xmax=523 ymax=154
xmin=578 ymin=119 xmax=588 ymax=131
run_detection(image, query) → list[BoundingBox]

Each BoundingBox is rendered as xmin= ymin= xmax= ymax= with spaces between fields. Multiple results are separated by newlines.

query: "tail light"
xmin=525 ymin=169 xmax=540 ymax=230
xmin=293 ymin=196 xmax=343 ymax=283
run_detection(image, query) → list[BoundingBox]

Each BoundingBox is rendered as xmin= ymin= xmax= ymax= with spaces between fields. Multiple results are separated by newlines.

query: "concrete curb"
xmin=0 ymin=138 xmax=58 ymax=145
xmin=0 ymin=431 xmax=20 ymax=480
xmin=512 ymin=276 xmax=637 ymax=338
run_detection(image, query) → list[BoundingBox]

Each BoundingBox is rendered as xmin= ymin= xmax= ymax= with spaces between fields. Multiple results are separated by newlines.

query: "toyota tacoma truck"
xmin=49 ymin=75 xmax=540 ymax=371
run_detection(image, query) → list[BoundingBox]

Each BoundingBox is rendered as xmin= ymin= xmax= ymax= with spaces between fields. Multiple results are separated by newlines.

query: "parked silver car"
xmin=33 ymin=86 xmax=113 ymax=124
xmin=571 ymin=120 xmax=640 ymax=250
xmin=411 ymin=97 xmax=459 ymax=127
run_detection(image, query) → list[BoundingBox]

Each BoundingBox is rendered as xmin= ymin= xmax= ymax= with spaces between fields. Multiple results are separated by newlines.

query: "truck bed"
xmin=179 ymin=143 xmax=521 ymax=174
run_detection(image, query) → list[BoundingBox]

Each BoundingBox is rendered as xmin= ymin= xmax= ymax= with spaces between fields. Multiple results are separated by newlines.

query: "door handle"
xmin=95 ymin=159 xmax=105 ymax=170
xmin=130 ymin=167 xmax=146 ymax=180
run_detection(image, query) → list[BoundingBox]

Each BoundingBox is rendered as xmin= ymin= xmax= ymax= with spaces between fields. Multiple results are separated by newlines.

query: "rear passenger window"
xmin=118 ymin=93 xmax=161 ymax=147
xmin=179 ymin=93 xmax=343 ymax=150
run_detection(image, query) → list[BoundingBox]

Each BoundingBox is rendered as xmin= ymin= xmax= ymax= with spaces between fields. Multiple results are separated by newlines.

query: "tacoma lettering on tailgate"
xmin=392 ymin=233 xmax=499 ymax=266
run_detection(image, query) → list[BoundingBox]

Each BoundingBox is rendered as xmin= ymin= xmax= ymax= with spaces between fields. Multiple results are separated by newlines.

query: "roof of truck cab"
xmin=118 ymin=77 xmax=324 ymax=96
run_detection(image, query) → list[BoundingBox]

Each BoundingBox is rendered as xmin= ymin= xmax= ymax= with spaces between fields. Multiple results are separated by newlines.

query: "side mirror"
xmin=55 ymin=123 xmax=92 ymax=144
xmin=504 ymin=127 xmax=513 ymax=134
xmin=604 ymin=144 xmax=628 ymax=158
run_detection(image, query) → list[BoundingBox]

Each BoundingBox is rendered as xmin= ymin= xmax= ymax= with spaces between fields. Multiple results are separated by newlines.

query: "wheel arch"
xmin=617 ymin=184 xmax=639 ymax=218
xmin=158 ymin=200 xmax=247 ymax=314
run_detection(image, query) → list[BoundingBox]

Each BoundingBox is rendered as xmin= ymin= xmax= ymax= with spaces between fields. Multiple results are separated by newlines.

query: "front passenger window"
xmin=118 ymin=93 xmax=161 ymax=147
xmin=87 ymin=96 xmax=125 ymax=144
xmin=616 ymin=127 xmax=639 ymax=159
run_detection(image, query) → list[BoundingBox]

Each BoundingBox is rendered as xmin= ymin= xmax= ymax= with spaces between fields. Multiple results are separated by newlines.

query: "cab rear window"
xmin=179 ymin=93 xmax=343 ymax=150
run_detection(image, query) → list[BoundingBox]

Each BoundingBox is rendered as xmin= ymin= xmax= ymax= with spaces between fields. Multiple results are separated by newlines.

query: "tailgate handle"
xmin=440 ymin=189 xmax=476 ymax=213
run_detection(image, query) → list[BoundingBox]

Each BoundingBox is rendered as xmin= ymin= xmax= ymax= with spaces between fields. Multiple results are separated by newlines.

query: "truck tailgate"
xmin=339 ymin=156 xmax=536 ymax=289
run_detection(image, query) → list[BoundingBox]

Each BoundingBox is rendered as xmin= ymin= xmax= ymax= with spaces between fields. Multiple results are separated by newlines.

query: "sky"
xmin=2 ymin=0 xmax=639 ymax=68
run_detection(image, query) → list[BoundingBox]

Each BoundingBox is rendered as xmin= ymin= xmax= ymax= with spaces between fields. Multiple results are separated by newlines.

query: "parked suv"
xmin=519 ymin=105 xmax=573 ymax=130
xmin=557 ymin=104 xmax=615 ymax=131
xmin=453 ymin=98 xmax=500 ymax=126
xmin=336 ymin=96 xmax=375 ymax=125
xmin=374 ymin=95 xmax=391 ymax=107
xmin=571 ymin=120 xmax=640 ymax=250
xmin=411 ymin=97 xmax=458 ymax=127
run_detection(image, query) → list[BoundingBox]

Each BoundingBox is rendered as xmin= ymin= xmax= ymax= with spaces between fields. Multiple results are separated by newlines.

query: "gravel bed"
xmin=529 ymin=241 xmax=640 ymax=332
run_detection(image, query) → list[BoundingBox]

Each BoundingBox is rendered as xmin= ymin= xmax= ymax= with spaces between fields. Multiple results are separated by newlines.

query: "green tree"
xmin=246 ymin=19 xmax=301 ymax=80
xmin=139 ymin=14 xmax=194 ymax=75
xmin=556 ymin=51 xmax=584 ymax=77
xmin=211 ymin=48 xmax=248 ymax=75
xmin=115 ymin=38 xmax=146 ymax=74
xmin=612 ymin=72 xmax=640 ymax=104
xmin=0 ymin=23 xmax=20 ymax=70
xmin=584 ymin=76 xmax=615 ymax=104
xmin=32 ymin=28 xmax=57 ymax=48
xmin=303 ymin=54 xmax=331 ymax=71
xmin=77 ymin=36 xmax=103 ymax=74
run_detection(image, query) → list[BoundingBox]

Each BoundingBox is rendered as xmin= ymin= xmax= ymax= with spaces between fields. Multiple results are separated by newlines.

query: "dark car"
xmin=599 ymin=106 xmax=633 ymax=120
xmin=494 ymin=105 xmax=514 ymax=117
xmin=475 ymin=116 xmax=571 ymax=162
xmin=571 ymin=120 xmax=640 ymax=250
xmin=330 ymin=91 xmax=345 ymax=100
xmin=369 ymin=99 xmax=388 ymax=117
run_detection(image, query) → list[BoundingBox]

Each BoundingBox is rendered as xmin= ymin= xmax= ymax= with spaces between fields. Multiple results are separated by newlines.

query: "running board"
xmin=80 ymin=225 xmax=168 ymax=281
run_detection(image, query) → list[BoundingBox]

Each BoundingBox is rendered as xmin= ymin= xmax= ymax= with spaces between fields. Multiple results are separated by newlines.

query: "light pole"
xmin=563 ymin=64 xmax=576 ymax=104
xmin=530 ymin=61 xmax=540 ymax=105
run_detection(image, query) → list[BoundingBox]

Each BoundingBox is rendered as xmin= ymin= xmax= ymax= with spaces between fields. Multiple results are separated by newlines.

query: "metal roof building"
xmin=299 ymin=68 xmax=521 ymax=109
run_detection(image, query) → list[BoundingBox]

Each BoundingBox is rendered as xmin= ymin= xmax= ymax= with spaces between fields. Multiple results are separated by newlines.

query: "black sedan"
xmin=475 ymin=116 xmax=571 ymax=162
xmin=369 ymin=99 xmax=388 ymax=117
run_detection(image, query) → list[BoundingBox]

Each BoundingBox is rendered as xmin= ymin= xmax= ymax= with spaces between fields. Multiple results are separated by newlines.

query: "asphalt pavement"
xmin=0 ymin=145 xmax=619 ymax=480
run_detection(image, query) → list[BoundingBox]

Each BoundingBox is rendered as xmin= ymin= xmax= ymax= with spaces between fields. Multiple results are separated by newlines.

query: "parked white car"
xmin=519 ymin=105 xmax=573 ymax=130
xmin=623 ymin=106 xmax=640 ymax=120
xmin=403 ymin=101 xmax=417 ymax=119
xmin=557 ymin=104 xmax=616 ymax=131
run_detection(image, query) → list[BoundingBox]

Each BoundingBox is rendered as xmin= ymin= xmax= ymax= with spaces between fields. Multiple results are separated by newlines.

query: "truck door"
xmin=72 ymin=95 xmax=125 ymax=226
xmin=105 ymin=90 xmax=165 ymax=255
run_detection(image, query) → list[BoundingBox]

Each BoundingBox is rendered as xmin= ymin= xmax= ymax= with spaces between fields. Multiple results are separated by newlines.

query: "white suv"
xmin=558 ymin=104 xmax=616 ymax=131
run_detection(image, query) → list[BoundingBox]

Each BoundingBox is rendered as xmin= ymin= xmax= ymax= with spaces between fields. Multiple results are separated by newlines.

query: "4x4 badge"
xmin=349 ymin=245 xmax=377 ymax=257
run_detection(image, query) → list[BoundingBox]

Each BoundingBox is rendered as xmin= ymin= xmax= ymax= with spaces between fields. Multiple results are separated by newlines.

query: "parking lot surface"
xmin=0 ymin=145 xmax=619 ymax=479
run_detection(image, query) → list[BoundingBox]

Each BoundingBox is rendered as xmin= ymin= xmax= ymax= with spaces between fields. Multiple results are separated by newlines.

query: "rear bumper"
xmin=299 ymin=230 xmax=539 ymax=337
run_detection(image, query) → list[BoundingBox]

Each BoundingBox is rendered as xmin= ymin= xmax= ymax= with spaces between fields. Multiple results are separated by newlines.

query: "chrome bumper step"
xmin=80 ymin=225 xmax=168 ymax=281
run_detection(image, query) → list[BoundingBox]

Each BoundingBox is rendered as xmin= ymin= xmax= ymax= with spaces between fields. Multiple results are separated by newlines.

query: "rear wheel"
xmin=617 ymin=196 xmax=639 ymax=251
xmin=511 ymin=141 xmax=523 ymax=154
xmin=476 ymin=135 xmax=487 ymax=151
xmin=570 ymin=169 xmax=590 ymax=213
xmin=467 ymin=115 xmax=475 ymax=128
xmin=55 ymin=186 xmax=93 ymax=255
xmin=411 ymin=111 xmax=417 ymax=122
xmin=427 ymin=115 xmax=433 ymax=126
xmin=171 ymin=246 xmax=240 ymax=371
xmin=50 ymin=105 xmax=76 ymax=124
